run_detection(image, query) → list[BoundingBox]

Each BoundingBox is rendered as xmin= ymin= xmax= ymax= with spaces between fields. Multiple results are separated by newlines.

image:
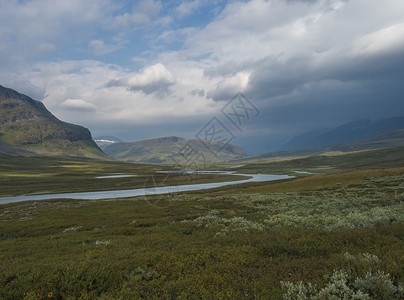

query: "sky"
xmin=1 ymin=0 xmax=404 ymax=154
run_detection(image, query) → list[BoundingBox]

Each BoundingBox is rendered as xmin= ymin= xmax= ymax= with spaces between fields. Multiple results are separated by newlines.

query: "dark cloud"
xmin=206 ymin=86 xmax=238 ymax=102
xmin=2 ymin=0 xmax=404 ymax=156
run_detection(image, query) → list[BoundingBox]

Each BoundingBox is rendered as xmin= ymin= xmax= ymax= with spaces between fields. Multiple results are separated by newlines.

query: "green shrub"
xmin=281 ymin=253 xmax=404 ymax=299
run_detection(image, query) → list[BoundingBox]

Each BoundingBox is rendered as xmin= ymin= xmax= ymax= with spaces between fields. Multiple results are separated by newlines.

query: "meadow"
xmin=0 ymin=147 xmax=404 ymax=299
xmin=0 ymin=155 xmax=246 ymax=197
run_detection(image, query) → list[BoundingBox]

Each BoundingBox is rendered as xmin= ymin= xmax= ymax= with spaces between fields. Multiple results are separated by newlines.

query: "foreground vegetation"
xmin=1 ymin=170 xmax=403 ymax=298
xmin=1 ymin=147 xmax=404 ymax=298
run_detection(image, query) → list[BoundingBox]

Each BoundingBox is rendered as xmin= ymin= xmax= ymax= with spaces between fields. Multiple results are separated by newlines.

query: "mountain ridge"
xmin=0 ymin=85 xmax=105 ymax=157
xmin=243 ymin=128 xmax=404 ymax=162
xmin=282 ymin=116 xmax=404 ymax=151
xmin=101 ymin=136 xmax=246 ymax=165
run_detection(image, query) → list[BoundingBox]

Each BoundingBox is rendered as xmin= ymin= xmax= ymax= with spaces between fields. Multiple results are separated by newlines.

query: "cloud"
xmin=61 ymin=99 xmax=96 ymax=112
xmin=191 ymin=89 xmax=205 ymax=97
xmin=88 ymin=39 xmax=124 ymax=56
xmin=176 ymin=0 xmax=202 ymax=17
xmin=2 ymin=0 xmax=404 ymax=153
xmin=6 ymin=59 xmax=219 ymax=135
xmin=5 ymin=79 xmax=46 ymax=101
xmin=114 ymin=0 xmax=165 ymax=26
xmin=206 ymin=72 xmax=250 ymax=101
xmin=353 ymin=22 xmax=404 ymax=56
xmin=0 ymin=0 xmax=112 ymax=67
xmin=107 ymin=63 xmax=176 ymax=95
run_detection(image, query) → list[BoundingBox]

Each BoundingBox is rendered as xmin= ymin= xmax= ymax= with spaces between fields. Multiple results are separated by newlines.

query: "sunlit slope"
xmin=0 ymin=85 xmax=105 ymax=158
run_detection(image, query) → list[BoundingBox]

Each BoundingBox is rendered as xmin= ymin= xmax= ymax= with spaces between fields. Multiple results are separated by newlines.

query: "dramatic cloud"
xmin=107 ymin=63 xmax=176 ymax=95
xmin=1 ymin=0 xmax=404 ymax=154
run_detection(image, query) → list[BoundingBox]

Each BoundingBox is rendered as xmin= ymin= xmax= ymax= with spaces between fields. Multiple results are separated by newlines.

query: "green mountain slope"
xmin=238 ymin=128 xmax=404 ymax=163
xmin=101 ymin=136 xmax=246 ymax=165
xmin=0 ymin=85 xmax=105 ymax=157
xmin=282 ymin=116 xmax=404 ymax=150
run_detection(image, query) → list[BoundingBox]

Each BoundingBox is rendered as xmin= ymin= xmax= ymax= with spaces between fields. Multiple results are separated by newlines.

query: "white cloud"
xmin=114 ymin=0 xmax=164 ymax=26
xmin=137 ymin=0 xmax=162 ymax=17
xmin=2 ymin=0 xmax=404 ymax=146
xmin=128 ymin=63 xmax=175 ymax=89
xmin=0 ymin=0 xmax=112 ymax=67
xmin=7 ymin=60 xmax=219 ymax=131
xmin=162 ymin=0 xmax=404 ymax=101
xmin=88 ymin=39 xmax=124 ymax=56
xmin=353 ymin=22 xmax=404 ymax=56
xmin=207 ymin=72 xmax=250 ymax=101
xmin=108 ymin=63 xmax=176 ymax=95
xmin=5 ymin=79 xmax=46 ymax=101
xmin=176 ymin=0 xmax=201 ymax=17
xmin=61 ymin=99 xmax=96 ymax=112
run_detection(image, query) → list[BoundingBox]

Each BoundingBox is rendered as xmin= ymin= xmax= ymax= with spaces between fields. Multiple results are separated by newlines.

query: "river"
xmin=0 ymin=172 xmax=293 ymax=205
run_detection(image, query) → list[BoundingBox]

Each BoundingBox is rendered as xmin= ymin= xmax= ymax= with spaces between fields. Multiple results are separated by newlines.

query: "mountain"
xmin=332 ymin=128 xmax=404 ymax=151
xmin=0 ymin=85 xmax=105 ymax=157
xmin=244 ymin=128 xmax=404 ymax=162
xmin=102 ymin=136 xmax=246 ymax=165
xmin=282 ymin=128 xmax=330 ymax=150
xmin=282 ymin=116 xmax=404 ymax=150
xmin=94 ymin=136 xmax=123 ymax=150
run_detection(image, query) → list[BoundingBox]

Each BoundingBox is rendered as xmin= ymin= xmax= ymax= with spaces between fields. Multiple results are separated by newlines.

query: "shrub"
xmin=185 ymin=210 xmax=264 ymax=236
xmin=281 ymin=253 xmax=404 ymax=300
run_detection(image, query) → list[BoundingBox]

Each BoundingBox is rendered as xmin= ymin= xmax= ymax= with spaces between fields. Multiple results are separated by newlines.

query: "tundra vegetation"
xmin=0 ymin=150 xmax=403 ymax=299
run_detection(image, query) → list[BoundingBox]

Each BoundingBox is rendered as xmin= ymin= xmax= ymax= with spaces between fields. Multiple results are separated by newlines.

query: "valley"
xmin=1 ymin=141 xmax=404 ymax=298
xmin=1 ymin=87 xmax=403 ymax=299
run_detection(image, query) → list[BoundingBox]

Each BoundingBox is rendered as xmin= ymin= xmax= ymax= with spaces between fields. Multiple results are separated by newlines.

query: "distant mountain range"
xmin=98 ymin=115 xmax=404 ymax=165
xmin=247 ymin=128 xmax=404 ymax=162
xmin=3 ymin=84 xmax=404 ymax=163
xmin=98 ymin=136 xmax=246 ymax=165
xmin=0 ymin=85 xmax=104 ymax=157
xmin=282 ymin=116 xmax=404 ymax=151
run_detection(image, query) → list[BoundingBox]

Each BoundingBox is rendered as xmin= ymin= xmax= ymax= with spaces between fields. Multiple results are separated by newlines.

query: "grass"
xmin=230 ymin=145 xmax=404 ymax=174
xmin=0 ymin=154 xmax=248 ymax=197
xmin=1 ymin=146 xmax=404 ymax=299
xmin=190 ymin=167 xmax=404 ymax=196
xmin=1 ymin=172 xmax=404 ymax=298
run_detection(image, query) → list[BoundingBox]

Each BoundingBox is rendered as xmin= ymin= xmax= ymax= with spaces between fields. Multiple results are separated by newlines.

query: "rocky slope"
xmin=0 ymin=85 xmax=104 ymax=157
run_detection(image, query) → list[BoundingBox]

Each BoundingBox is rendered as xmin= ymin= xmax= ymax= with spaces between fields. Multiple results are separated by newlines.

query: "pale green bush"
xmin=280 ymin=280 xmax=316 ymax=300
xmin=124 ymin=267 xmax=160 ymax=281
xmin=63 ymin=226 xmax=82 ymax=233
xmin=314 ymin=270 xmax=369 ymax=299
xmin=281 ymin=253 xmax=404 ymax=299
xmin=95 ymin=240 xmax=111 ymax=246
xmin=353 ymin=271 xmax=404 ymax=299
xmin=186 ymin=210 xmax=264 ymax=236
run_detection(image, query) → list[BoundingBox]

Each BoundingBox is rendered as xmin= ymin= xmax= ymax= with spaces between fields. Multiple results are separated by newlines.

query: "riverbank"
xmin=0 ymin=173 xmax=293 ymax=205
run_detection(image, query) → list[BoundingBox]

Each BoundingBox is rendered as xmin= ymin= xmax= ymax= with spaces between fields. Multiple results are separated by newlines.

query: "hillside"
xmin=240 ymin=128 xmax=404 ymax=163
xmin=102 ymin=136 xmax=246 ymax=165
xmin=283 ymin=116 xmax=404 ymax=150
xmin=0 ymin=85 xmax=105 ymax=157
